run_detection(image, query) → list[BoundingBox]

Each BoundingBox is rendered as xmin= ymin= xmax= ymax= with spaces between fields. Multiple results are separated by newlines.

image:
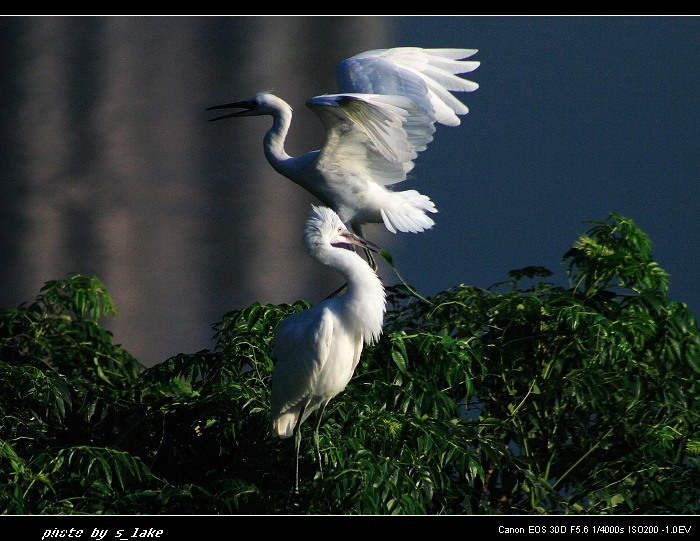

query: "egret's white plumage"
xmin=207 ymin=47 xmax=479 ymax=268
xmin=269 ymin=206 xmax=386 ymax=490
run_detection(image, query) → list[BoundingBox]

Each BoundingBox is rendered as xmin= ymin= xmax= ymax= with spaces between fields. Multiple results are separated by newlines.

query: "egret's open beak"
xmin=335 ymin=230 xmax=379 ymax=253
xmin=206 ymin=101 xmax=254 ymax=121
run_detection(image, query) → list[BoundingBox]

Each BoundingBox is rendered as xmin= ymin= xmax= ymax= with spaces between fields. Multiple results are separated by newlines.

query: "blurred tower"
xmin=0 ymin=17 xmax=391 ymax=366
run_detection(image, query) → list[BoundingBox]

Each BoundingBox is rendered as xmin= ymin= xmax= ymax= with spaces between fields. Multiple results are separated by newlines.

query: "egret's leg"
xmin=324 ymin=283 xmax=348 ymax=299
xmin=363 ymin=247 xmax=378 ymax=272
xmin=312 ymin=401 xmax=329 ymax=474
xmin=293 ymin=427 xmax=302 ymax=492
xmin=292 ymin=404 xmax=307 ymax=492
xmin=351 ymin=224 xmax=378 ymax=273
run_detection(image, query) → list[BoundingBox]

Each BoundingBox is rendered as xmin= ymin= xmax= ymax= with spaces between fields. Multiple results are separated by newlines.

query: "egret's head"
xmin=206 ymin=92 xmax=292 ymax=121
xmin=305 ymin=206 xmax=378 ymax=254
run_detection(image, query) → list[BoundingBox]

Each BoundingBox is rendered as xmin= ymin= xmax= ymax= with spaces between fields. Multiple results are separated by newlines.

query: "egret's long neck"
xmin=263 ymin=105 xmax=294 ymax=176
xmin=324 ymin=248 xmax=386 ymax=344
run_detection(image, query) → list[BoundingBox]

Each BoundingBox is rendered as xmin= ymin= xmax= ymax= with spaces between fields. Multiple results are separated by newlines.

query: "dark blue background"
xmin=388 ymin=16 xmax=699 ymax=313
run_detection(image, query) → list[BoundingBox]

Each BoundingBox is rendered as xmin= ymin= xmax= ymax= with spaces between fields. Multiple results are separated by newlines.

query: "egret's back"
xmin=270 ymin=302 xmax=362 ymax=438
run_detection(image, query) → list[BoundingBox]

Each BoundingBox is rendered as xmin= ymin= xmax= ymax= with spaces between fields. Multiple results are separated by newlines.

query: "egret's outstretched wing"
xmin=337 ymin=47 xmax=480 ymax=127
xmin=307 ymin=93 xmax=433 ymax=186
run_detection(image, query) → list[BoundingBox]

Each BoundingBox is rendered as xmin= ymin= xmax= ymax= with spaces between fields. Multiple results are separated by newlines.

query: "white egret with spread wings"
xmin=207 ymin=47 xmax=479 ymax=270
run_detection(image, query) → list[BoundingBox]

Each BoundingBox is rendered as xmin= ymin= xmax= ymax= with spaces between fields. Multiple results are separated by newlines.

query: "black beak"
xmin=206 ymin=101 xmax=254 ymax=121
xmin=334 ymin=231 xmax=380 ymax=254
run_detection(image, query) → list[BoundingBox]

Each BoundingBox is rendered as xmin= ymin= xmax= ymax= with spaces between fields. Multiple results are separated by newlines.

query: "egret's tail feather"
xmin=271 ymin=413 xmax=298 ymax=439
xmin=380 ymin=190 xmax=437 ymax=234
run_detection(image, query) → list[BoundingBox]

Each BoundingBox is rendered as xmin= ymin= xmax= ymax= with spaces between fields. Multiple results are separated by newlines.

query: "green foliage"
xmin=1 ymin=214 xmax=699 ymax=514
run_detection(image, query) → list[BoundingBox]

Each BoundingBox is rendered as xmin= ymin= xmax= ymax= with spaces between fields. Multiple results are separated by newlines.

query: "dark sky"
xmin=382 ymin=16 xmax=700 ymax=316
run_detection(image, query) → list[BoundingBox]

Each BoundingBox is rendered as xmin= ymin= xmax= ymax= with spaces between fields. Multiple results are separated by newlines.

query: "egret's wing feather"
xmin=307 ymin=94 xmax=432 ymax=186
xmin=338 ymin=56 xmax=433 ymax=118
xmin=307 ymin=47 xmax=479 ymax=188
xmin=343 ymin=94 xmax=439 ymax=163
xmin=337 ymin=47 xmax=479 ymax=127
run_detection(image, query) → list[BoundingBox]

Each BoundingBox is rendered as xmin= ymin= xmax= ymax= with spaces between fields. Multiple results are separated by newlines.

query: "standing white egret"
xmin=207 ymin=47 xmax=479 ymax=270
xmin=269 ymin=205 xmax=386 ymax=491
